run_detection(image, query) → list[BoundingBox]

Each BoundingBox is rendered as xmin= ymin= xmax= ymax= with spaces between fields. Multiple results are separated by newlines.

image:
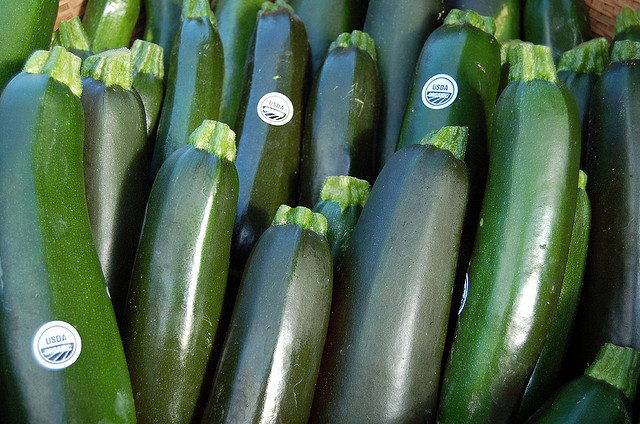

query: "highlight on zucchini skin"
xmin=82 ymin=0 xmax=141 ymax=53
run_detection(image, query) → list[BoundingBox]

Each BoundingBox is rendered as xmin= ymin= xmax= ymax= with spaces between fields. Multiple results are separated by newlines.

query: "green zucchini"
xmin=311 ymin=126 xmax=469 ymax=423
xmin=0 ymin=47 xmax=135 ymax=424
xmin=311 ymin=175 xmax=370 ymax=276
xmin=214 ymin=0 xmax=265 ymax=128
xmin=524 ymin=343 xmax=640 ymax=424
xmin=0 ymin=0 xmax=58 ymax=92
xmin=572 ymin=40 xmax=640 ymax=370
xmin=437 ymin=43 xmax=581 ymax=424
xmin=123 ymin=121 xmax=238 ymax=424
xmin=131 ymin=39 xmax=165 ymax=139
xmin=202 ymin=205 xmax=332 ymax=424
xmin=150 ymin=0 xmax=224 ymax=178
xmin=444 ymin=0 xmax=520 ymax=41
xmin=516 ymin=169 xmax=591 ymax=422
xmin=230 ymin=0 xmax=309 ymax=272
xmin=143 ymin=0 xmax=183 ymax=82
xmin=82 ymin=0 xmax=141 ymax=53
xmin=498 ymin=38 xmax=526 ymax=97
xmin=523 ymin=0 xmax=591 ymax=63
xmin=52 ymin=17 xmax=93 ymax=61
xmin=298 ymin=30 xmax=380 ymax=207
xmin=612 ymin=8 xmax=640 ymax=46
xmin=363 ymin=0 xmax=444 ymax=173
xmin=81 ymin=48 xmax=149 ymax=322
xmin=556 ymin=38 xmax=609 ymax=168
xmin=289 ymin=0 xmax=370 ymax=76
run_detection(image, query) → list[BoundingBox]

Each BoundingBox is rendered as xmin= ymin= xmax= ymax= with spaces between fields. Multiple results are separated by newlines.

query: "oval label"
xmin=422 ymin=74 xmax=459 ymax=110
xmin=32 ymin=321 xmax=82 ymax=370
xmin=257 ymin=92 xmax=294 ymax=126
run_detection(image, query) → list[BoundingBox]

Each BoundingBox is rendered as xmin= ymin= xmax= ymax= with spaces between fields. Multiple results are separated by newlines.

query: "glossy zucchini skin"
xmin=363 ymin=0 xmax=444 ymax=173
xmin=143 ymin=0 xmax=183 ymax=81
xmin=437 ymin=81 xmax=581 ymax=423
xmin=150 ymin=12 xmax=224 ymax=178
xmin=523 ymin=0 xmax=591 ymax=62
xmin=558 ymin=71 xmax=596 ymax=167
xmin=81 ymin=77 xmax=149 ymax=322
xmin=82 ymin=0 xmax=141 ymax=52
xmin=123 ymin=142 xmax=238 ymax=424
xmin=202 ymin=223 xmax=332 ymax=424
xmin=133 ymin=69 xmax=164 ymax=140
xmin=0 ymin=60 xmax=135 ymax=424
xmin=0 ymin=0 xmax=58 ymax=91
xmin=517 ymin=174 xmax=591 ymax=421
xmin=289 ymin=0 xmax=370 ymax=76
xmin=444 ymin=0 xmax=520 ymax=41
xmin=230 ymin=5 xmax=309 ymax=272
xmin=298 ymin=43 xmax=380 ymax=207
xmin=573 ymin=59 xmax=640 ymax=369
xmin=311 ymin=143 xmax=469 ymax=423
xmin=214 ymin=0 xmax=265 ymax=128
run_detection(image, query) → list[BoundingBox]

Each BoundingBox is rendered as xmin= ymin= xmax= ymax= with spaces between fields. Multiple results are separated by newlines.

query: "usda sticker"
xmin=32 ymin=321 xmax=82 ymax=370
xmin=257 ymin=92 xmax=294 ymax=126
xmin=422 ymin=74 xmax=459 ymax=110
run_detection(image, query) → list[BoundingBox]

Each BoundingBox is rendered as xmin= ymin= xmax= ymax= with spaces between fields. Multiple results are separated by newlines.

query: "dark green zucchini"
xmin=123 ymin=121 xmax=238 ymax=424
xmin=557 ymin=38 xmax=609 ymax=168
xmin=150 ymin=0 xmax=224 ymax=178
xmin=0 ymin=0 xmax=58 ymax=92
xmin=444 ymin=0 xmax=520 ymax=41
xmin=311 ymin=175 xmax=370 ymax=276
xmin=311 ymin=126 xmax=469 ymax=423
xmin=516 ymin=169 xmax=591 ymax=422
xmin=298 ymin=30 xmax=380 ymax=207
xmin=0 ymin=47 xmax=135 ymax=424
xmin=202 ymin=205 xmax=332 ymax=424
xmin=612 ymin=8 xmax=640 ymax=46
xmin=363 ymin=0 xmax=444 ymax=173
xmin=131 ymin=39 xmax=165 ymax=139
xmin=143 ymin=0 xmax=183 ymax=82
xmin=81 ymin=48 xmax=150 ymax=322
xmin=51 ymin=17 xmax=93 ymax=61
xmin=524 ymin=343 xmax=640 ymax=424
xmin=214 ymin=0 xmax=266 ymax=128
xmin=523 ymin=0 xmax=591 ymax=62
xmin=82 ymin=0 xmax=141 ymax=52
xmin=437 ymin=43 xmax=581 ymax=424
xmin=289 ymin=0 xmax=370 ymax=76
xmin=230 ymin=0 xmax=309 ymax=273
xmin=498 ymin=39 xmax=526 ymax=98
xmin=572 ymin=40 xmax=640 ymax=371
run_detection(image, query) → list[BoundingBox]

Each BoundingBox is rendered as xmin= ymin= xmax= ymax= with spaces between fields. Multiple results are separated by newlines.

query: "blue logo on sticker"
xmin=422 ymin=74 xmax=459 ymax=110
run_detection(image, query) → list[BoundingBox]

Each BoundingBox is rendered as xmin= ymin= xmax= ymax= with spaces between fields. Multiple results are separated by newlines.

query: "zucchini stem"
xmin=319 ymin=176 xmax=371 ymax=212
xmin=444 ymin=9 xmax=497 ymax=37
xmin=329 ymin=31 xmax=377 ymax=62
xmin=585 ymin=343 xmax=640 ymax=401
xmin=82 ymin=48 xmax=133 ymax=90
xmin=24 ymin=46 xmax=83 ymax=97
xmin=273 ymin=205 xmax=328 ymax=237
xmin=187 ymin=120 xmax=237 ymax=163
xmin=557 ymin=38 xmax=609 ymax=75
xmin=419 ymin=126 xmax=468 ymax=162
xmin=132 ymin=39 xmax=164 ymax=80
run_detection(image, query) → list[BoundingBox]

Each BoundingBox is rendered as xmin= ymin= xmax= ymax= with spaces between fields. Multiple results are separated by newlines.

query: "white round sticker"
xmin=422 ymin=74 xmax=459 ymax=110
xmin=257 ymin=92 xmax=294 ymax=126
xmin=32 ymin=321 xmax=82 ymax=370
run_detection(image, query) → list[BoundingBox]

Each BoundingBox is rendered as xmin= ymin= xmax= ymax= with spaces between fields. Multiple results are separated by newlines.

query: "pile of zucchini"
xmin=1 ymin=0 xmax=640 ymax=422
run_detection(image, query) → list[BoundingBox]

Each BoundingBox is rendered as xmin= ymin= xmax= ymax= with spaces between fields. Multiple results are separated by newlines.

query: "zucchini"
xmin=0 ymin=0 xmax=58 ymax=92
xmin=0 ymin=47 xmax=135 ymax=424
xmin=524 ymin=343 xmax=640 ymax=424
xmin=289 ymin=0 xmax=369 ymax=76
xmin=150 ymin=0 xmax=224 ymax=178
xmin=131 ymin=39 xmax=165 ymax=139
xmin=230 ymin=0 xmax=309 ymax=272
xmin=298 ymin=30 xmax=380 ymax=207
xmin=556 ymin=38 xmax=609 ymax=168
xmin=498 ymin=39 xmax=526 ymax=98
xmin=311 ymin=127 xmax=469 ymax=423
xmin=523 ymin=0 xmax=591 ymax=62
xmin=437 ymin=43 xmax=581 ymax=424
xmin=363 ymin=0 xmax=444 ymax=173
xmin=572 ymin=40 xmax=640 ymax=370
xmin=51 ymin=17 xmax=93 ymax=61
xmin=81 ymin=48 xmax=149 ymax=322
xmin=82 ymin=0 xmax=141 ymax=53
xmin=612 ymin=8 xmax=640 ymax=46
xmin=123 ymin=121 xmax=238 ymax=424
xmin=516 ymin=169 xmax=591 ymax=422
xmin=202 ymin=205 xmax=332 ymax=424
xmin=444 ymin=0 xmax=520 ymax=41
xmin=311 ymin=175 xmax=370 ymax=276
xmin=143 ymin=0 xmax=183 ymax=81
xmin=214 ymin=0 xmax=265 ymax=128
